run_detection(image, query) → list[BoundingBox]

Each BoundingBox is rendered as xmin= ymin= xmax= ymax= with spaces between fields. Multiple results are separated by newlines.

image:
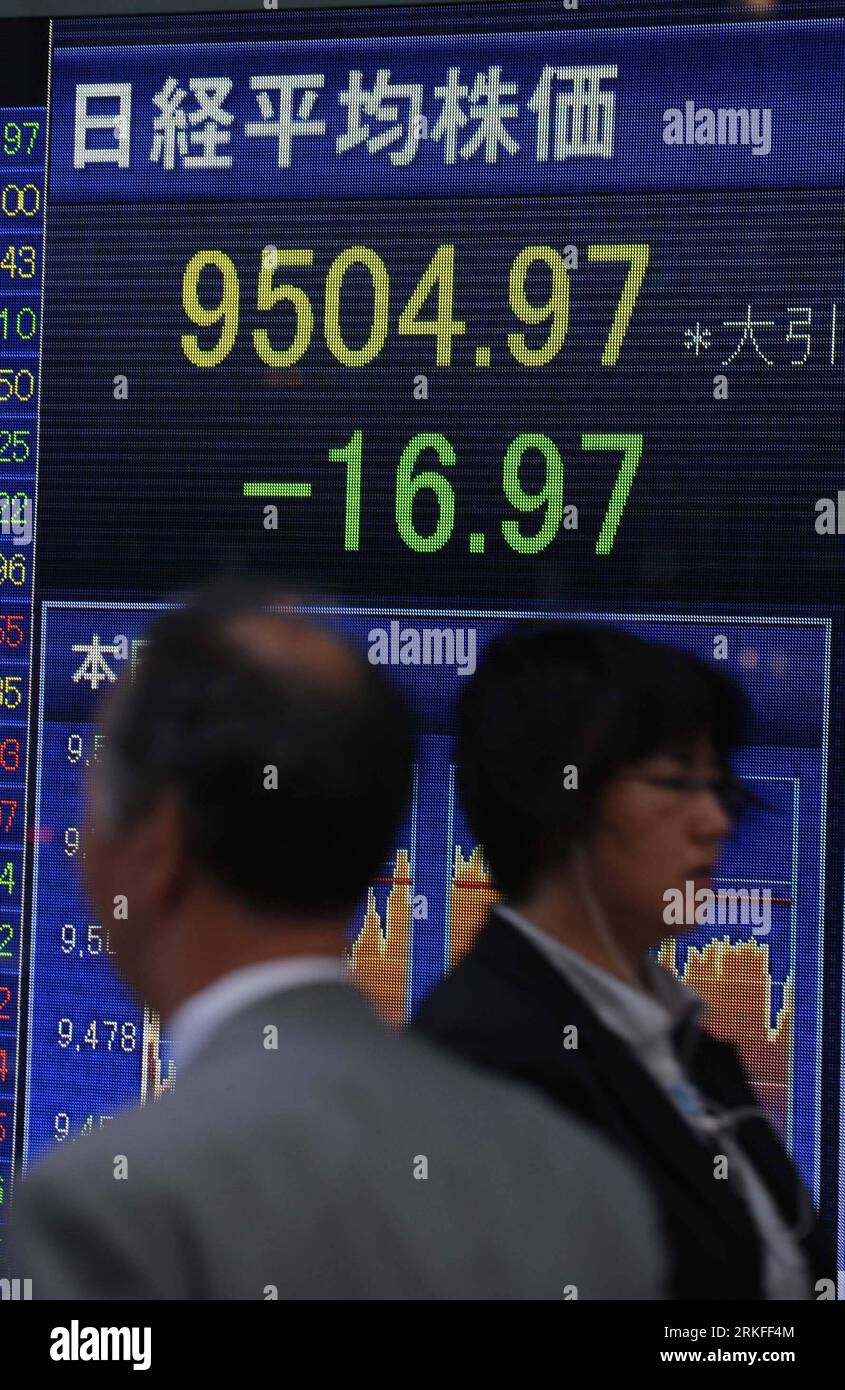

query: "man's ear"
xmin=129 ymin=791 xmax=188 ymax=914
xmin=82 ymin=769 xmax=118 ymax=925
xmin=83 ymin=778 xmax=187 ymax=922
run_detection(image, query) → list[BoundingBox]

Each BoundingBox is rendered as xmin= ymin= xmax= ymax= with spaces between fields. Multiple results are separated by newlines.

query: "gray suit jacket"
xmin=11 ymin=983 xmax=665 ymax=1299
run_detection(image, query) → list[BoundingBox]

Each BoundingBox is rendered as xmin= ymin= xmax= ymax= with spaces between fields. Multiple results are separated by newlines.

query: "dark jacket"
xmin=413 ymin=909 xmax=834 ymax=1300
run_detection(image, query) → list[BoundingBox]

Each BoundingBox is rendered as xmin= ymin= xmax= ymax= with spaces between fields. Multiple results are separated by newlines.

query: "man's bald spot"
xmin=222 ymin=609 xmax=365 ymax=696
xmin=90 ymin=606 xmax=368 ymax=830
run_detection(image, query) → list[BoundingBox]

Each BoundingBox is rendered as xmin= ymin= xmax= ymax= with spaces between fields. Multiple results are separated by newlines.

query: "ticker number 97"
xmin=2 ymin=122 xmax=40 ymax=158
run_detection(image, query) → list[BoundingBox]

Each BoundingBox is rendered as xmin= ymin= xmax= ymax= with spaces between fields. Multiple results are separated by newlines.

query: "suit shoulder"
xmin=16 ymin=1092 xmax=184 ymax=1204
xmin=414 ymin=951 xmax=559 ymax=1055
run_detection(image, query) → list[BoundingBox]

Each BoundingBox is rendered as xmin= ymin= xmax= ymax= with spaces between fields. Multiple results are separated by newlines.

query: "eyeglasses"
xmin=620 ymin=772 xmax=758 ymax=815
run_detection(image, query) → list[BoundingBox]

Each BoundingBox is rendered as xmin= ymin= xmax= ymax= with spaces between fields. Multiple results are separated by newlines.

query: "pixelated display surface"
xmin=0 ymin=2 xmax=842 ymax=1272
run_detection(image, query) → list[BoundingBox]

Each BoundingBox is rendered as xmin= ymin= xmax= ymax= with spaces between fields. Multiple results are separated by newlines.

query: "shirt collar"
xmin=496 ymin=905 xmax=702 ymax=1048
xmin=166 ymin=955 xmax=352 ymax=1072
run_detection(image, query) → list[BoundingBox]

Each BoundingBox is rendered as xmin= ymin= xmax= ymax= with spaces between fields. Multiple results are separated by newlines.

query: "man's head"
xmin=85 ymin=586 xmax=413 ymax=1015
xmin=456 ymin=624 xmax=750 ymax=952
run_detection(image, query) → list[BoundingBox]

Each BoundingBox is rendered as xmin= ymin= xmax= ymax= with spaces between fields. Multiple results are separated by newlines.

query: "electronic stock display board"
xmin=0 ymin=0 xmax=843 ymax=1278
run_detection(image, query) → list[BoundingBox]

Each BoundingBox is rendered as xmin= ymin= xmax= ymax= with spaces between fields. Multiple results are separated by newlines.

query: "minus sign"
xmin=242 ymin=483 xmax=312 ymax=498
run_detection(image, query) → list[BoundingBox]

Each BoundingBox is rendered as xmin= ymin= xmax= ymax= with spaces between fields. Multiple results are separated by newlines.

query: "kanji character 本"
xmin=73 ymin=83 xmax=132 ymax=170
xmin=721 ymin=306 xmax=775 ymax=367
xmin=71 ymin=635 xmax=124 ymax=691
xmin=150 ymin=77 xmax=234 ymax=170
xmin=528 ymin=65 xmax=617 ymax=162
xmin=458 ymin=67 xmax=519 ymax=163
xmin=337 ymin=70 xmax=424 ymax=166
xmin=245 ymin=75 xmax=326 ymax=169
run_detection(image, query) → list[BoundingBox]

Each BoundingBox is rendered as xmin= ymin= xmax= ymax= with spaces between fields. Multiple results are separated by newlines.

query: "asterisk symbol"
xmin=684 ymin=323 xmax=712 ymax=356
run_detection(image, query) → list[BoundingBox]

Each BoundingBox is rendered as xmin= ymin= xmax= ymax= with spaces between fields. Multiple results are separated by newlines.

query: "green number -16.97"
xmin=326 ymin=430 xmax=643 ymax=555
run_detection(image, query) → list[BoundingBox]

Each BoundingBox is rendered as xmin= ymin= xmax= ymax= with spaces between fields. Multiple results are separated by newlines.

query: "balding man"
xmin=11 ymin=585 xmax=665 ymax=1300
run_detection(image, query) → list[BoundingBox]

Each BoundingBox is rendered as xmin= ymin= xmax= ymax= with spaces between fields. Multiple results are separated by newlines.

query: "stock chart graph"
xmin=22 ymin=603 xmax=828 ymax=1216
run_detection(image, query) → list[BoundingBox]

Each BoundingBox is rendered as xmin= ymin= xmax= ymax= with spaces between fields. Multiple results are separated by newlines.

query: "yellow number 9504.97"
xmin=180 ymin=242 xmax=648 ymax=371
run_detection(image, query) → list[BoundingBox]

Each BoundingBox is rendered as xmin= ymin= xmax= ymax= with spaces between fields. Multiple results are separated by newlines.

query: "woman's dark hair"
xmin=456 ymin=623 xmax=749 ymax=901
